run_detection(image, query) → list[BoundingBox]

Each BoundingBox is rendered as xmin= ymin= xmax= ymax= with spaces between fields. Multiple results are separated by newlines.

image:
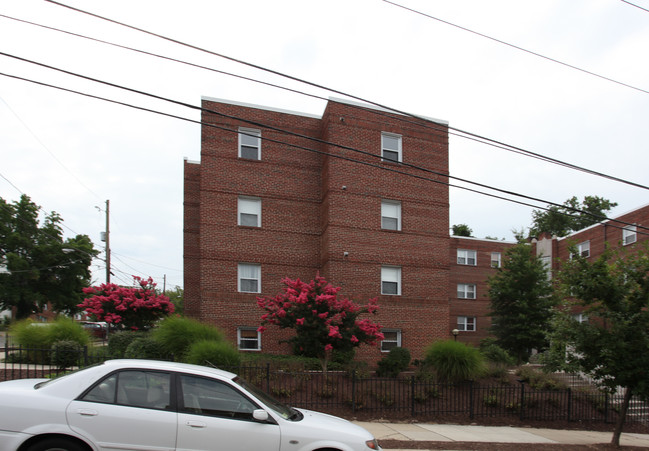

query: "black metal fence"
xmin=2 ymin=345 xmax=647 ymax=425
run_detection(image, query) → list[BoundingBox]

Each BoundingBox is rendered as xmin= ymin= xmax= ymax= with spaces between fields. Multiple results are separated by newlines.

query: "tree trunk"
xmin=611 ymin=386 xmax=633 ymax=447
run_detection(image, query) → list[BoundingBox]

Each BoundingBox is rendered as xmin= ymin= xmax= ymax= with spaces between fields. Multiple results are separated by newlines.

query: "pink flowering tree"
xmin=78 ymin=276 xmax=175 ymax=330
xmin=257 ymin=275 xmax=383 ymax=371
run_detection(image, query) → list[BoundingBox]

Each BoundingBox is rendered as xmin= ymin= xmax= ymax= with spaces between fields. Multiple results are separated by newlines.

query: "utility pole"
xmin=105 ymin=200 xmax=110 ymax=284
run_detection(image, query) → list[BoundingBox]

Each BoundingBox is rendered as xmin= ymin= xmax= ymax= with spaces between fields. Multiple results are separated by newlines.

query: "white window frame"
xmin=457 ymin=283 xmax=476 ymax=299
xmin=237 ymin=327 xmax=261 ymax=351
xmin=571 ymin=313 xmax=589 ymax=324
xmin=457 ymin=249 xmax=477 ymax=266
xmin=381 ymin=200 xmax=401 ymax=231
xmin=457 ymin=316 xmax=476 ymax=331
xmin=490 ymin=252 xmax=501 ymax=268
xmin=238 ymin=263 xmax=261 ymax=293
xmin=381 ymin=132 xmax=402 ymax=163
xmin=623 ymin=225 xmax=637 ymax=246
xmin=381 ymin=266 xmax=401 ymax=295
xmin=238 ymin=196 xmax=261 ymax=227
xmin=238 ymin=127 xmax=261 ymax=160
xmin=577 ymin=241 xmax=590 ymax=258
xmin=380 ymin=329 xmax=402 ymax=352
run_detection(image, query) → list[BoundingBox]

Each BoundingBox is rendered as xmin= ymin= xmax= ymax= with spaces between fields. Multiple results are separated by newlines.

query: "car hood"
xmin=292 ymin=408 xmax=374 ymax=440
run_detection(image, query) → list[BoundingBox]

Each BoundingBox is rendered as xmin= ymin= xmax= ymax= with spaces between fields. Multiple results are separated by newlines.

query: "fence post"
xmin=411 ymin=376 xmax=415 ymax=417
xmin=519 ymin=380 xmax=525 ymax=421
xmin=351 ymin=371 xmax=356 ymax=413
xmin=83 ymin=345 xmax=88 ymax=367
xmin=604 ymin=391 xmax=609 ymax=423
xmin=567 ymin=388 xmax=572 ymax=422
xmin=265 ymin=363 xmax=270 ymax=393
xmin=469 ymin=380 xmax=474 ymax=420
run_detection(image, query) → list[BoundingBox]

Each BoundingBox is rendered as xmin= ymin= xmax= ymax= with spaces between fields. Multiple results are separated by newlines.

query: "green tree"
xmin=164 ymin=285 xmax=184 ymax=315
xmin=0 ymin=195 xmax=98 ymax=319
xmin=487 ymin=240 xmax=556 ymax=363
xmin=451 ymin=224 xmax=472 ymax=237
xmin=543 ymin=246 xmax=649 ymax=447
xmin=529 ymin=195 xmax=617 ymax=238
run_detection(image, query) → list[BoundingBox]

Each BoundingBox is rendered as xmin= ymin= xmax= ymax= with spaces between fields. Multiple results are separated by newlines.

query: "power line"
xmin=620 ymin=0 xmax=649 ymax=13
xmin=1 ymin=68 xmax=646 ymax=239
xmin=382 ymin=0 xmax=649 ymax=96
xmin=3 ymin=14 xmax=647 ymax=192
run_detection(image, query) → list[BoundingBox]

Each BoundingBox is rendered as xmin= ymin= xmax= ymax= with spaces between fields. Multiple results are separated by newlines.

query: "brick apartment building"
xmin=184 ymin=97 xmax=452 ymax=361
xmin=183 ymin=96 xmax=648 ymax=362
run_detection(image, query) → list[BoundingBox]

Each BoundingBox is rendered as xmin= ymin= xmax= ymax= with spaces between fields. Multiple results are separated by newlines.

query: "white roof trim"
xmin=201 ymin=96 xmax=321 ymax=119
xmin=328 ymin=96 xmax=449 ymax=126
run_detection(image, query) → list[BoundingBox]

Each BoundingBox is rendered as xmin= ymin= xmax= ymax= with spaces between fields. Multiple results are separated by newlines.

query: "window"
xmin=238 ymin=327 xmax=261 ymax=351
xmin=179 ymin=374 xmax=258 ymax=420
xmin=381 ymin=329 xmax=402 ymax=352
xmin=623 ymin=225 xmax=637 ymax=246
xmin=540 ymin=255 xmax=552 ymax=281
xmin=238 ymin=196 xmax=261 ymax=227
xmin=381 ymin=200 xmax=401 ymax=231
xmin=381 ymin=266 xmax=401 ymax=295
xmin=572 ymin=313 xmax=589 ymax=323
xmin=576 ymin=241 xmax=590 ymax=258
xmin=457 ymin=249 xmax=477 ymax=266
xmin=457 ymin=316 xmax=476 ymax=331
xmin=238 ymin=127 xmax=261 ymax=160
xmin=457 ymin=283 xmax=476 ymax=299
xmin=381 ymin=132 xmax=402 ymax=162
xmin=82 ymin=370 xmax=171 ymax=410
xmin=238 ymin=263 xmax=261 ymax=293
xmin=490 ymin=252 xmax=501 ymax=268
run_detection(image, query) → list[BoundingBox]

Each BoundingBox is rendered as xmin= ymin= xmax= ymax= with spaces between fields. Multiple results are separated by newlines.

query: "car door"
xmin=67 ymin=370 xmax=177 ymax=451
xmin=175 ymin=374 xmax=280 ymax=451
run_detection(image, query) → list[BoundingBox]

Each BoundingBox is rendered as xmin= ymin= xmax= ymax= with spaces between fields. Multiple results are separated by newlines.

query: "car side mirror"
xmin=252 ymin=409 xmax=269 ymax=422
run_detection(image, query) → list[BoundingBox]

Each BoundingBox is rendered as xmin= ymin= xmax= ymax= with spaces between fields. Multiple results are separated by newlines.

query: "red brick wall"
xmin=185 ymin=97 xmax=451 ymax=362
xmin=449 ymin=237 xmax=516 ymax=347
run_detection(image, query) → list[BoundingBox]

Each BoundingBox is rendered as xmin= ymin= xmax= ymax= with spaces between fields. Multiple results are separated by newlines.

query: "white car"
xmin=0 ymin=359 xmax=381 ymax=451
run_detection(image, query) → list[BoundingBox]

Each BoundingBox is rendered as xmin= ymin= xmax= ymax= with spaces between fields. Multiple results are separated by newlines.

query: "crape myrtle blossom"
xmin=78 ymin=276 xmax=174 ymax=330
xmin=257 ymin=275 xmax=383 ymax=369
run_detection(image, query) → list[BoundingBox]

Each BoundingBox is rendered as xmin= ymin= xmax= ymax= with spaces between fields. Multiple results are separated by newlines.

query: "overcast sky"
xmin=1 ymin=0 xmax=648 ymax=289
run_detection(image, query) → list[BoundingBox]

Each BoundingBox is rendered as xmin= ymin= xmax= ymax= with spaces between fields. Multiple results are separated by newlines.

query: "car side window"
xmin=180 ymin=374 xmax=258 ymax=420
xmin=81 ymin=370 xmax=171 ymax=410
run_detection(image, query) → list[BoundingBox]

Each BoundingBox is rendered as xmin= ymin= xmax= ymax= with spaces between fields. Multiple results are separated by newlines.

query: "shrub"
xmin=51 ymin=340 xmax=82 ymax=370
xmin=424 ymin=340 xmax=486 ymax=383
xmin=124 ymin=337 xmax=167 ymax=360
xmin=479 ymin=340 xmax=515 ymax=366
xmin=10 ymin=320 xmax=51 ymax=349
xmin=153 ymin=317 xmax=224 ymax=359
xmin=107 ymin=330 xmax=147 ymax=357
xmin=376 ymin=347 xmax=411 ymax=378
xmin=515 ymin=366 xmax=567 ymax=390
xmin=184 ymin=340 xmax=241 ymax=368
xmin=49 ymin=317 xmax=90 ymax=347
xmin=10 ymin=317 xmax=89 ymax=362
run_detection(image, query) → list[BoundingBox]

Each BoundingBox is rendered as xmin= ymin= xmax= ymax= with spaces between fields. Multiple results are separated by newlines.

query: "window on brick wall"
xmin=238 ymin=263 xmax=261 ymax=293
xmin=237 ymin=327 xmax=261 ymax=351
xmin=572 ymin=313 xmax=589 ymax=324
xmin=457 ymin=316 xmax=476 ymax=331
xmin=381 ymin=329 xmax=402 ymax=352
xmin=381 ymin=200 xmax=401 ymax=231
xmin=238 ymin=127 xmax=261 ymax=160
xmin=457 ymin=283 xmax=476 ymax=299
xmin=572 ymin=241 xmax=590 ymax=258
xmin=381 ymin=266 xmax=401 ymax=295
xmin=381 ymin=132 xmax=402 ymax=162
xmin=238 ymin=196 xmax=261 ymax=227
xmin=623 ymin=225 xmax=637 ymax=246
xmin=457 ymin=249 xmax=477 ymax=266
xmin=490 ymin=252 xmax=501 ymax=268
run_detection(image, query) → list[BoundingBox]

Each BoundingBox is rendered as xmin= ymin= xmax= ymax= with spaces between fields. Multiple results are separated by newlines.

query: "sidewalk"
xmin=354 ymin=422 xmax=649 ymax=449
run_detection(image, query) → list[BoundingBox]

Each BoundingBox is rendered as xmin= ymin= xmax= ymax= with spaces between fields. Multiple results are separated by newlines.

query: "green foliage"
xmin=479 ymin=339 xmax=515 ymax=366
xmin=529 ymin=195 xmax=617 ymax=238
xmin=124 ymin=337 xmax=167 ymax=360
xmin=376 ymin=347 xmax=411 ymax=378
xmin=107 ymin=330 xmax=147 ymax=357
xmin=184 ymin=339 xmax=241 ymax=367
xmin=51 ymin=340 xmax=82 ymax=370
xmin=152 ymin=316 xmax=224 ymax=359
xmin=424 ymin=340 xmax=486 ymax=383
xmin=164 ymin=286 xmax=184 ymax=315
xmin=515 ymin=366 xmax=567 ymax=390
xmin=451 ymin=224 xmax=473 ymax=237
xmin=488 ymin=241 xmax=556 ymax=363
xmin=48 ymin=317 xmax=90 ymax=346
xmin=0 ymin=195 xmax=98 ymax=319
xmin=10 ymin=317 xmax=89 ymax=349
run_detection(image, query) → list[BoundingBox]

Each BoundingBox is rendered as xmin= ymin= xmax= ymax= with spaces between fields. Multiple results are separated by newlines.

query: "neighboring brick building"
xmin=449 ymin=237 xmax=516 ymax=346
xmin=184 ymin=97 xmax=451 ymax=362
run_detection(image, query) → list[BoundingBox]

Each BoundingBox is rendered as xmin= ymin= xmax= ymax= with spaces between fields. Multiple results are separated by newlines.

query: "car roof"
xmin=101 ymin=359 xmax=238 ymax=379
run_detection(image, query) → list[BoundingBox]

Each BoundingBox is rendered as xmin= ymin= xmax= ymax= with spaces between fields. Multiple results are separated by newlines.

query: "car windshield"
xmin=233 ymin=376 xmax=299 ymax=420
